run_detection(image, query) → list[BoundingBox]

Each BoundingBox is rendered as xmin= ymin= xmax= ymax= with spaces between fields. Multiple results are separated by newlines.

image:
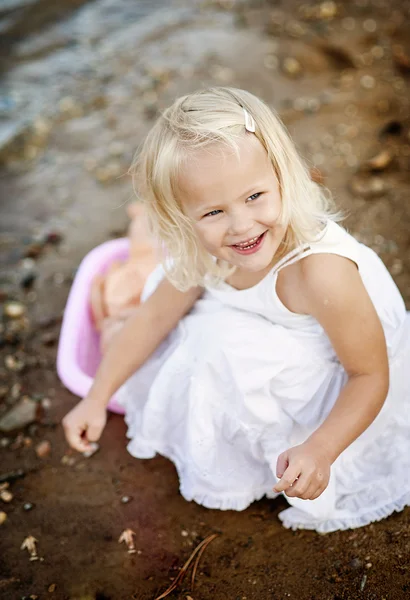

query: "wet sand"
xmin=1 ymin=1 xmax=409 ymax=598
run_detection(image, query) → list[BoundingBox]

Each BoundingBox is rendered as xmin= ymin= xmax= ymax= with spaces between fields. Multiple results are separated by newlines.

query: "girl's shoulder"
xmin=277 ymin=251 xmax=359 ymax=316
xmin=275 ymin=221 xmax=362 ymax=315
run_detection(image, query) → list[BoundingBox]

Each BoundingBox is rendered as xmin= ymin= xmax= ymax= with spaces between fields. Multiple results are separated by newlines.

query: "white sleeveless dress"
xmin=117 ymin=221 xmax=410 ymax=533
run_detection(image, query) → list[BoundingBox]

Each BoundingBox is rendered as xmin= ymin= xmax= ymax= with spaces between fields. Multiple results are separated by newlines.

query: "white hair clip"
xmin=243 ymin=107 xmax=256 ymax=133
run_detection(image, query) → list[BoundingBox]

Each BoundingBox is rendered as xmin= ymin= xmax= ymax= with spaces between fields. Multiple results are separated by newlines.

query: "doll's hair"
xmin=131 ymin=87 xmax=339 ymax=290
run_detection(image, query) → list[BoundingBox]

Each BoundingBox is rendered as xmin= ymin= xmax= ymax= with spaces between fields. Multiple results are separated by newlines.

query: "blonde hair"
xmin=131 ymin=87 xmax=339 ymax=290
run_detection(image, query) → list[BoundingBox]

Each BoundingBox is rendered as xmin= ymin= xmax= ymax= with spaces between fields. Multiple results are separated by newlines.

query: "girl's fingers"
xmin=273 ymin=464 xmax=301 ymax=493
xmin=275 ymin=451 xmax=289 ymax=479
xmin=287 ymin=476 xmax=328 ymax=500
xmin=63 ymin=422 xmax=89 ymax=453
xmin=87 ymin=422 xmax=104 ymax=443
xmin=299 ymin=482 xmax=320 ymax=500
xmin=283 ymin=471 xmax=312 ymax=498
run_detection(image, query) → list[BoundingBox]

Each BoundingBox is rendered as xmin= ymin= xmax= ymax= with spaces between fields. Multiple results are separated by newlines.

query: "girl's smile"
xmin=230 ymin=230 xmax=267 ymax=254
xmin=178 ymin=134 xmax=287 ymax=280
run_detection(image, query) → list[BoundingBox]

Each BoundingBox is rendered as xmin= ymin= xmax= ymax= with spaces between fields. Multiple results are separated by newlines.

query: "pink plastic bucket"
xmin=57 ymin=238 xmax=130 ymax=414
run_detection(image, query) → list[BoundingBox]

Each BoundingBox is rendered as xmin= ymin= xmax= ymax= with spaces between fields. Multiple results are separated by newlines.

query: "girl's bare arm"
xmin=273 ymin=253 xmax=389 ymax=499
xmin=88 ymin=278 xmax=202 ymax=406
xmin=301 ymin=254 xmax=389 ymax=461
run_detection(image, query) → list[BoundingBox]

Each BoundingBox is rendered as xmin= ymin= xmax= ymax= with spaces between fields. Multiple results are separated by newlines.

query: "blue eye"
xmin=204 ymin=209 xmax=222 ymax=218
xmin=247 ymin=192 xmax=261 ymax=201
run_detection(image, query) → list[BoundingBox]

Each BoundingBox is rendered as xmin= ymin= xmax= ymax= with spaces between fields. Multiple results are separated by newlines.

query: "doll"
xmin=89 ymin=203 xmax=158 ymax=353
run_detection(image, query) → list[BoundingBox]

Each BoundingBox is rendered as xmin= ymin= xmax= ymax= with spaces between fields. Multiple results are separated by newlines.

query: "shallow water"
xmin=0 ymin=0 xmax=193 ymax=151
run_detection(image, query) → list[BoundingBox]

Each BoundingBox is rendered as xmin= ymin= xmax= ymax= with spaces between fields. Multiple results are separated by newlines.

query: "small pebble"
xmin=181 ymin=530 xmax=189 ymax=537
xmin=35 ymin=440 xmax=51 ymax=459
xmin=0 ymin=511 xmax=7 ymax=525
xmin=20 ymin=259 xmax=36 ymax=272
xmin=4 ymin=301 xmax=26 ymax=319
xmin=0 ymin=489 xmax=13 ymax=503
xmin=362 ymin=149 xmax=393 ymax=171
xmin=82 ymin=442 xmax=99 ymax=458
xmin=4 ymin=355 xmax=25 ymax=372
xmin=23 ymin=502 xmax=35 ymax=511
xmin=121 ymin=496 xmax=132 ymax=504
xmin=41 ymin=398 xmax=52 ymax=410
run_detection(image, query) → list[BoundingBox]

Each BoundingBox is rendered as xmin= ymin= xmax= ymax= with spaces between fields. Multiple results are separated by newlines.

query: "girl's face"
xmin=179 ymin=135 xmax=286 ymax=275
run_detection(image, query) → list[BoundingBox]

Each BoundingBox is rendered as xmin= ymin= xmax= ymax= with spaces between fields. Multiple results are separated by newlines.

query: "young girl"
xmin=62 ymin=87 xmax=410 ymax=533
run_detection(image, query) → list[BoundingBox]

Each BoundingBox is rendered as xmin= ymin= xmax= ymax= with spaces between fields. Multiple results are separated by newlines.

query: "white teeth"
xmin=234 ymin=235 xmax=262 ymax=249
xmin=235 ymin=235 xmax=260 ymax=248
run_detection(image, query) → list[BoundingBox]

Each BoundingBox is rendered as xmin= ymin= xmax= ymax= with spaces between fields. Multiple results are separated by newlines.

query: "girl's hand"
xmin=273 ymin=441 xmax=331 ymax=500
xmin=62 ymin=396 xmax=107 ymax=453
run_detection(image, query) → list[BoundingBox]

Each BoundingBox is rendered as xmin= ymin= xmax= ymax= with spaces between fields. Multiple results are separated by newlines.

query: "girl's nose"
xmin=228 ymin=210 xmax=253 ymax=237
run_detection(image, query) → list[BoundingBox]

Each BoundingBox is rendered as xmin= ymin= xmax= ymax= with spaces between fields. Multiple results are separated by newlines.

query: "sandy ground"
xmin=1 ymin=0 xmax=410 ymax=598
